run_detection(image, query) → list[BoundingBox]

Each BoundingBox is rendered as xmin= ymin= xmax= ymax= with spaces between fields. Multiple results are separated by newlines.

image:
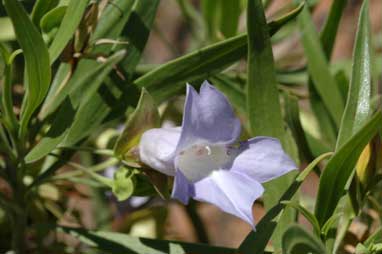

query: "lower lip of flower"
xmin=176 ymin=144 xmax=237 ymax=182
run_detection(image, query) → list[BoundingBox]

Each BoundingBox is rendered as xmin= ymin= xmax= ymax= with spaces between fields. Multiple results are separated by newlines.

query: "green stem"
xmin=52 ymin=157 xmax=118 ymax=180
xmin=59 ymin=146 xmax=114 ymax=156
xmin=11 ymin=210 xmax=27 ymax=254
xmin=10 ymin=182 xmax=27 ymax=254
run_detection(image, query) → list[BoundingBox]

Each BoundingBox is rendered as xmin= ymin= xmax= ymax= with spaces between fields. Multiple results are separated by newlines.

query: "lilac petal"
xmin=193 ymin=170 xmax=264 ymax=228
xmin=139 ymin=127 xmax=181 ymax=176
xmin=229 ymin=137 xmax=297 ymax=183
xmin=171 ymin=170 xmax=194 ymax=205
xmin=176 ymin=82 xmax=241 ymax=152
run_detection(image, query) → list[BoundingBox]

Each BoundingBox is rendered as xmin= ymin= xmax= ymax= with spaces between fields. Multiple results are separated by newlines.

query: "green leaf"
xmin=25 ymin=98 xmax=75 ymax=163
xmin=135 ymin=33 xmax=246 ymax=96
xmin=58 ymin=226 xmax=238 ymax=254
xmin=320 ymin=212 xmax=343 ymax=238
xmin=48 ymin=0 xmax=90 ymax=62
xmin=320 ymin=0 xmax=347 ymax=59
xmin=40 ymin=6 xmax=67 ymax=34
xmin=364 ymin=227 xmax=382 ymax=246
xmin=238 ymin=152 xmax=333 ymax=254
xmin=219 ymin=0 xmax=241 ymax=38
xmin=332 ymin=197 xmax=354 ymax=252
xmin=31 ymin=0 xmax=59 ymax=27
xmin=90 ymin=0 xmax=135 ymax=41
xmin=58 ymin=53 xmax=126 ymax=147
xmin=134 ymin=3 xmax=304 ymax=100
xmin=61 ymin=0 xmax=159 ymax=146
xmin=308 ymin=86 xmax=338 ymax=147
xmin=40 ymin=50 xmax=124 ymax=119
xmin=284 ymin=93 xmax=315 ymax=164
xmin=281 ymin=201 xmax=320 ymax=236
xmin=201 ymin=0 xmax=220 ymax=41
xmin=114 ymin=88 xmax=160 ymax=157
xmin=246 ymin=1 xmax=302 ymax=250
xmin=0 ymin=17 xmax=15 ymax=41
xmin=355 ymin=244 xmax=370 ymax=254
xmin=0 ymin=45 xmax=18 ymax=135
xmin=298 ymin=5 xmax=344 ymax=126
xmin=112 ymin=167 xmax=135 ymax=201
xmin=246 ymin=0 xmax=284 ymax=141
xmin=25 ymin=51 xmax=125 ymax=163
xmin=170 ymin=244 xmax=185 ymax=254
xmin=336 ymin=0 xmax=372 ymax=148
xmin=119 ymin=0 xmax=161 ymax=80
xmin=314 ymin=111 xmax=382 ymax=226
xmin=304 ymin=0 xmax=347 ymax=149
xmin=282 ymin=224 xmax=327 ymax=254
xmin=3 ymin=0 xmax=51 ymax=139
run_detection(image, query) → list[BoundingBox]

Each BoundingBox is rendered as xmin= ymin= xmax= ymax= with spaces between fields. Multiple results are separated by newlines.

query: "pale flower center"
xmin=176 ymin=144 xmax=236 ymax=182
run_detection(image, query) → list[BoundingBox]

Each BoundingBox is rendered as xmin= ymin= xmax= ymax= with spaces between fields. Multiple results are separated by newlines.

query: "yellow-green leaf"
xmin=114 ymin=88 xmax=160 ymax=158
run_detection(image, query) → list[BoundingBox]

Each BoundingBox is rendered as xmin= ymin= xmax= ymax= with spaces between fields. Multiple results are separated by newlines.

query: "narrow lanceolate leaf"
xmin=40 ymin=6 xmax=68 ymax=34
xmin=0 ymin=44 xmax=18 ymax=134
xmin=315 ymin=112 xmax=382 ymax=226
xmin=90 ymin=0 xmax=135 ymax=40
xmin=219 ymin=0 xmax=241 ymax=38
xmin=62 ymin=0 xmax=159 ymax=146
xmin=25 ymin=98 xmax=75 ymax=163
xmin=282 ymin=225 xmax=327 ymax=254
xmin=239 ymin=152 xmax=333 ymax=254
xmin=120 ymin=0 xmax=160 ymax=80
xmin=3 ymin=0 xmax=51 ymax=138
xmin=134 ymin=3 xmax=304 ymax=99
xmin=308 ymin=86 xmax=337 ymax=147
xmin=170 ymin=244 xmax=185 ymax=254
xmin=40 ymin=53 xmax=125 ymax=118
xmin=0 ymin=17 xmax=15 ymax=41
xmin=246 ymin=0 xmax=284 ymax=140
xmin=246 ymin=0 xmax=298 ymax=250
xmin=298 ymin=5 xmax=344 ymax=126
xmin=114 ymin=89 xmax=160 ymax=157
xmin=57 ymin=51 xmax=125 ymax=146
xmin=25 ymin=51 xmax=125 ymax=163
xmin=306 ymin=0 xmax=347 ymax=149
xmin=31 ymin=0 xmax=59 ymax=27
xmin=281 ymin=201 xmax=320 ymax=237
xmin=312 ymin=1 xmax=349 ymax=249
xmin=201 ymin=0 xmax=220 ymax=41
xmin=284 ymin=93 xmax=315 ymax=164
xmin=48 ymin=0 xmax=90 ymax=62
xmin=320 ymin=0 xmax=347 ymax=58
xmin=58 ymin=227 xmax=238 ymax=254
xmin=330 ymin=4 xmax=372 ymax=250
xmin=336 ymin=0 xmax=371 ymax=148
xmin=364 ymin=227 xmax=382 ymax=247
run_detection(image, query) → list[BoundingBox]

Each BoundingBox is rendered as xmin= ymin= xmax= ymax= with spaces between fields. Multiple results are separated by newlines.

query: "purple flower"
xmin=139 ymin=81 xmax=296 ymax=228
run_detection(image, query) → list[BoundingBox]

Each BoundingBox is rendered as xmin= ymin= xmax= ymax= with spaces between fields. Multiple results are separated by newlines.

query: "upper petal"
xmin=192 ymin=170 xmax=263 ymax=228
xmin=139 ymin=127 xmax=181 ymax=175
xmin=176 ymin=81 xmax=241 ymax=152
xmin=229 ymin=137 xmax=297 ymax=183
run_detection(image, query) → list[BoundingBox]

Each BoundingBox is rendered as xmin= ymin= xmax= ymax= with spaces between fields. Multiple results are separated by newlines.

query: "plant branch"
xmin=52 ymin=157 xmax=118 ymax=181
